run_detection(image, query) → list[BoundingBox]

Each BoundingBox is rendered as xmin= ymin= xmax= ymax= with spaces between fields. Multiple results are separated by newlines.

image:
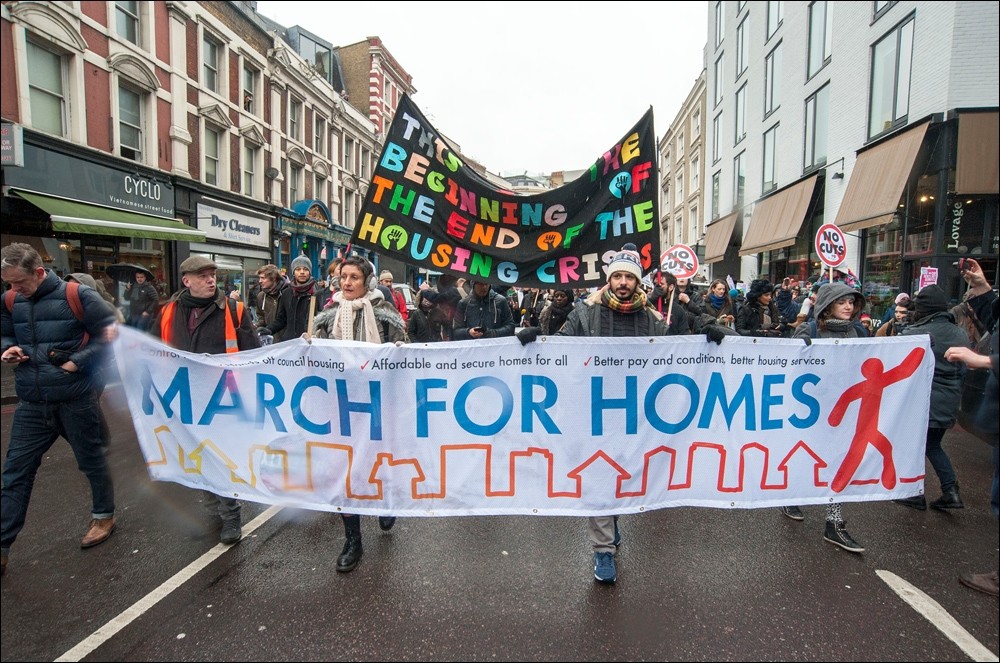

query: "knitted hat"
xmin=747 ymin=279 xmax=772 ymax=301
xmin=290 ymin=255 xmax=312 ymax=272
xmin=180 ymin=255 xmax=217 ymax=274
xmin=895 ymin=292 xmax=911 ymax=305
xmin=379 ymin=270 xmax=394 ymax=281
xmin=729 ymin=288 xmax=740 ymax=298
xmin=606 ymin=243 xmax=643 ymax=282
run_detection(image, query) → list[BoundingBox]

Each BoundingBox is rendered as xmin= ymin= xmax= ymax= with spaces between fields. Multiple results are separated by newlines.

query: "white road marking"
xmin=54 ymin=506 xmax=283 ymax=663
xmin=877 ymin=569 xmax=999 ymax=662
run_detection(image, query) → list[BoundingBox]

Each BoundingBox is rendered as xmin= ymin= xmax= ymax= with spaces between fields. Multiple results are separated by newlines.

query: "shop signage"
xmin=1 ymin=122 xmax=24 ymax=167
xmin=197 ymin=200 xmax=270 ymax=248
xmin=3 ymin=143 xmax=174 ymax=217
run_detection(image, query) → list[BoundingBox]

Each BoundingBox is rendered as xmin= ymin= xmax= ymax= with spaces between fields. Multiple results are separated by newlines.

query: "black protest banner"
xmin=350 ymin=95 xmax=659 ymax=288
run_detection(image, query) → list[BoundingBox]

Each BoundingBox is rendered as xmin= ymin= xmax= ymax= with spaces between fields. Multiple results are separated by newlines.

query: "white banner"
xmin=112 ymin=327 xmax=933 ymax=517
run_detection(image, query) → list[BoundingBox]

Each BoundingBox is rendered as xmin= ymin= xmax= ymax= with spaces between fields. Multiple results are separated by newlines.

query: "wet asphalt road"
xmin=1 ymin=385 xmax=998 ymax=662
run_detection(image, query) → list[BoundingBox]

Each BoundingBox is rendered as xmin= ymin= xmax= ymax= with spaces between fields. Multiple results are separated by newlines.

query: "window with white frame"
xmin=767 ymin=1 xmax=784 ymax=40
xmin=808 ymin=1 xmax=833 ymax=79
xmin=764 ymin=42 xmax=782 ymax=117
xmin=675 ymin=171 xmax=684 ymax=207
xmin=712 ymin=113 xmax=721 ymax=163
xmin=243 ymin=144 xmax=258 ymax=197
xmin=315 ymin=172 xmax=326 ymax=203
xmin=203 ymin=33 xmax=221 ymax=93
xmin=711 ymin=172 xmax=721 ymax=219
xmin=118 ymin=83 xmax=144 ymax=162
xmin=762 ymin=125 xmax=778 ymax=193
xmin=689 ymin=205 xmax=699 ymax=247
xmin=804 ymin=84 xmax=829 ymax=169
xmin=735 ymin=84 xmax=747 ymax=144
xmin=715 ymin=1 xmax=725 ymax=48
xmin=691 ymin=155 xmax=700 ymax=192
xmin=869 ymin=15 xmax=914 ymax=138
xmin=736 ymin=16 xmax=749 ymax=77
xmin=344 ymin=138 xmax=354 ymax=171
xmin=289 ymin=165 xmax=302 ymax=203
xmin=204 ymin=125 xmax=221 ymax=186
xmin=26 ymin=40 xmax=67 ymax=137
xmin=733 ymin=151 xmax=746 ymax=206
xmin=713 ymin=54 xmax=724 ymax=107
xmin=315 ymin=115 xmax=326 ymax=155
xmin=115 ymin=1 xmax=140 ymax=46
xmin=677 ymin=131 xmax=685 ymax=158
xmin=361 ymin=147 xmax=371 ymax=180
xmin=242 ymin=65 xmax=257 ymax=114
xmin=289 ymin=98 xmax=302 ymax=141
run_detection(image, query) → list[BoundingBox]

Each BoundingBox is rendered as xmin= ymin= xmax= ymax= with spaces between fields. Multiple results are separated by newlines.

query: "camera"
xmin=953 ymin=258 xmax=967 ymax=272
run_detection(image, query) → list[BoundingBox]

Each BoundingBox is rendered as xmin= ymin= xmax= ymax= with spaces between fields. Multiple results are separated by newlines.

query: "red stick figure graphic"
xmin=828 ymin=347 xmax=926 ymax=492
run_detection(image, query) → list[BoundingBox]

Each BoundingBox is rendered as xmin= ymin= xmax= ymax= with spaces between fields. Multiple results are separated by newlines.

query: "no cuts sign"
xmin=660 ymin=243 xmax=699 ymax=279
xmin=815 ymin=224 xmax=847 ymax=267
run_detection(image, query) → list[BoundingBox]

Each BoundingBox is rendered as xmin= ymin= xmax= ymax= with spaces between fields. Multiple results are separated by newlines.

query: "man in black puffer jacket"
xmin=1 ymin=242 xmax=118 ymax=576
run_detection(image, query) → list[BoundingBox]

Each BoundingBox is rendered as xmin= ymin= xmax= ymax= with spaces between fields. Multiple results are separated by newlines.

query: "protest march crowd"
xmin=1 ymin=240 xmax=997 ymax=593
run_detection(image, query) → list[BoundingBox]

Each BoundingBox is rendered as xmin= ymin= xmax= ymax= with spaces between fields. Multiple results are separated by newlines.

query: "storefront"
xmin=188 ymin=197 xmax=274 ymax=312
xmin=0 ymin=133 xmax=205 ymax=310
xmin=836 ymin=111 xmax=999 ymax=320
xmin=281 ymin=199 xmax=354 ymax=277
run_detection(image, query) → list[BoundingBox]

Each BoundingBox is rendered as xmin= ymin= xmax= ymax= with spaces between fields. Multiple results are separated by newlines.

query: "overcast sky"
xmin=254 ymin=2 xmax=708 ymax=175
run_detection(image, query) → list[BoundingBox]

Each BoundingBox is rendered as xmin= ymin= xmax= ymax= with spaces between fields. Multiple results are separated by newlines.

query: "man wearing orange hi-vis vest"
xmin=150 ymin=255 xmax=260 ymax=544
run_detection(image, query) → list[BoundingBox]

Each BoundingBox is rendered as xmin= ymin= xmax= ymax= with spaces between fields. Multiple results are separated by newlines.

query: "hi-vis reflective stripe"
xmin=159 ymin=300 xmax=242 ymax=354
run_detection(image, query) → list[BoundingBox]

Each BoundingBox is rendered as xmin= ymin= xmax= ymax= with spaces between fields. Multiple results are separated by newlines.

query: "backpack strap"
xmin=65 ymin=281 xmax=90 ymax=350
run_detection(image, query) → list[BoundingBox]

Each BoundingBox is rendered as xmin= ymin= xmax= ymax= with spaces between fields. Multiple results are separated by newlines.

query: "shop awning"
xmin=833 ymin=121 xmax=930 ymax=233
xmin=956 ymin=111 xmax=999 ymax=195
xmin=739 ymin=174 xmax=820 ymax=256
xmin=703 ymin=211 xmax=739 ymax=264
xmin=13 ymin=189 xmax=206 ymax=242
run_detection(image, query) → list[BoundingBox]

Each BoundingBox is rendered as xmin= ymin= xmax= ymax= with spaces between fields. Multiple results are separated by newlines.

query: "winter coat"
xmin=255 ymin=281 xmax=289 ymax=340
xmin=127 ymin=281 xmax=159 ymax=319
xmin=902 ymin=310 xmax=970 ymax=428
xmin=151 ymin=287 xmax=261 ymax=354
xmin=2 ymin=270 xmax=116 ymax=402
xmin=453 ymin=288 xmax=515 ymax=339
xmin=269 ymin=283 xmax=325 ymax=341
xmin=556 ymin=290 xmax=674 ymax=338
xmin=312 ymin=289 xmax=406 ymax=343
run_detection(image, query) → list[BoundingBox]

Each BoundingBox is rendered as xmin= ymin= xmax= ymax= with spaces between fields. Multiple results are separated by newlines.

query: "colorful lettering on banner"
xmin=350 ymin=95 xmax=660 ymax=288
xmin=114 ymin=327 xmax=932 ymax=516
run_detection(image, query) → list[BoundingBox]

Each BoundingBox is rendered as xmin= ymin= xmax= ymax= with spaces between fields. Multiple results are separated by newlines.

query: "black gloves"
xmin=257 ymin=327 xmax=272 ymax=337
xmin=705 ymin=325 xmax=728 ymax=345
xmin=516 ymin=327 xmax=540 ymax=346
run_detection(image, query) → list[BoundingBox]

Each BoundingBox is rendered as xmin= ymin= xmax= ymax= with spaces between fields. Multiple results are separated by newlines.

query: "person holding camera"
xmin=452 ymin=279 xmax=515 ymax=340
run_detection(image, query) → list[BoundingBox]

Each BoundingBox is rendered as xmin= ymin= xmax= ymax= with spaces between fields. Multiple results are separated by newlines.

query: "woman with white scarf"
xmin=312 ymin=256 xmax=405 ymax=573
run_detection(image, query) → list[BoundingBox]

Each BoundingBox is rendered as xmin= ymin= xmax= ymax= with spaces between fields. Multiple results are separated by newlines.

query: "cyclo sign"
xmin=660 ymin=243 xmax=699 ymax=279
xmin=815 ymin=223 xmax=847 ymax=267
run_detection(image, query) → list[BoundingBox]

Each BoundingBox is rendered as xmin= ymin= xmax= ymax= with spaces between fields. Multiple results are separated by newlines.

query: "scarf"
xmin=291 ymin=278 xmax=316 ymax=297
xmin=548 ymin=300 xmax=575 ymax=331
xmin=823 ymin=318 xmax=855 ymax=333
xmin=601 ymin=288 xmax=647 ymax=314
xmin=330 ymin=291 xmax=382 ymax=342
xmin=709 ymin=292 xmax=727 ymax=309
xmin=179 ymin=290 xmax=216 ymax=309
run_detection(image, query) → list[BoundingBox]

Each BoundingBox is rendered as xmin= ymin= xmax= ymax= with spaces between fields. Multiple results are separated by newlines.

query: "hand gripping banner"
xmin=350 ymin=95 xmax=660 ymax=289
xmin=113 ymin=327 xmax=932 ymax=517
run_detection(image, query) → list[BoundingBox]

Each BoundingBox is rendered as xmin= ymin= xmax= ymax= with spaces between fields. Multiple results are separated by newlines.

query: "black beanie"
xmin=913 ymin=284 xmax=949 ymax=320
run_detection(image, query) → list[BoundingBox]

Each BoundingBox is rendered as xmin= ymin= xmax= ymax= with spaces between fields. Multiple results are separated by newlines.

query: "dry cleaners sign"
xmin=197 ymin=200 xmax=269 ymax=248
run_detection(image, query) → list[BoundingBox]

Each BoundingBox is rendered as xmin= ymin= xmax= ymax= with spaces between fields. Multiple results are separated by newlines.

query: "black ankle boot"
xmin=930 ymin=485 xmax=963 ymax=510
xmin=336 ymin=533 xmax=363 ymax=573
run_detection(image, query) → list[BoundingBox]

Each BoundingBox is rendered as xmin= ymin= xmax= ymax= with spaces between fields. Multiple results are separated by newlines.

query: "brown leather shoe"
xmin=959 ymin=571 xmax=999 ymax=596
xmin=80 ymin=518 xmax=116 ymax=549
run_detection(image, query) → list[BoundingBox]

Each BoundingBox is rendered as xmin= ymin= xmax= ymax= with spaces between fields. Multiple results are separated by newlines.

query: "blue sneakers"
xmin=594 ymin=552 xmax=617 ymax=584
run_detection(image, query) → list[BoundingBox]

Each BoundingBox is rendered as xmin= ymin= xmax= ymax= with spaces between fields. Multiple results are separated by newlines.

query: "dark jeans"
xmin=1 ymin=394 xmax=115 ymax=550
xmin=925 ymin=427 xmax=957 ymax=491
